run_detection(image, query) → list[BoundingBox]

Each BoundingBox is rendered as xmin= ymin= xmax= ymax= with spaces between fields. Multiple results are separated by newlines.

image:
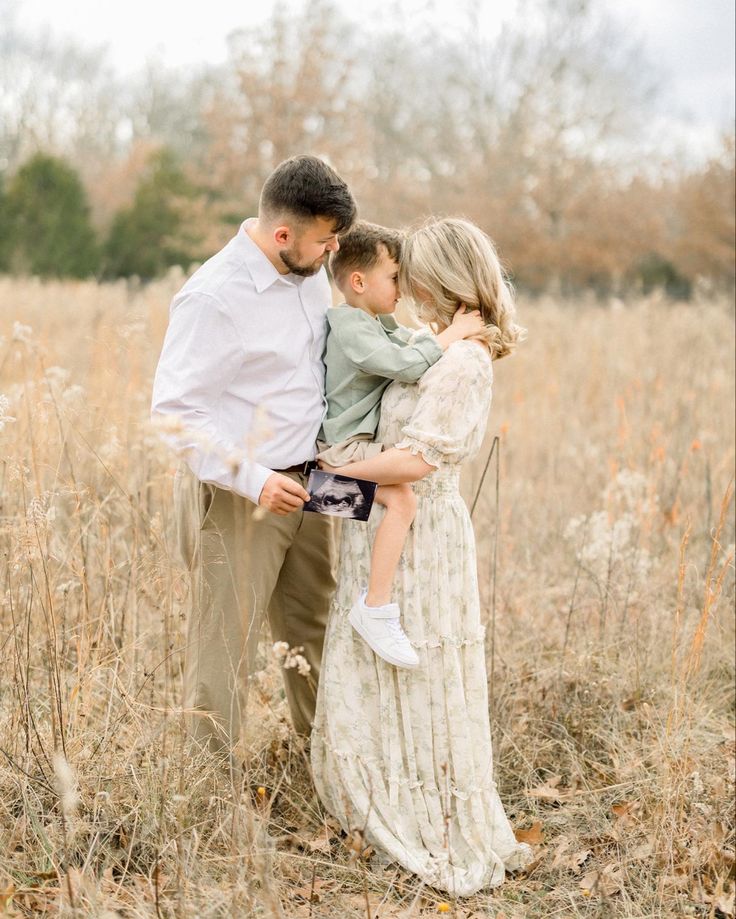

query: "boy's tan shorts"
xmin=316 ymin=433 xmax=384 ymax=467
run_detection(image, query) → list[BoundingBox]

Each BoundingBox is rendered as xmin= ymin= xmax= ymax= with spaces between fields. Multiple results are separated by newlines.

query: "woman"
xmin=311 ymin=217 xmax=532 ymax=896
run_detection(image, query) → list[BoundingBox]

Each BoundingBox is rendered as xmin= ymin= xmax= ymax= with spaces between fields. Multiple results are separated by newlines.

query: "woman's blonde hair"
xmin=399 ymin=217 xmax=524 ymax=360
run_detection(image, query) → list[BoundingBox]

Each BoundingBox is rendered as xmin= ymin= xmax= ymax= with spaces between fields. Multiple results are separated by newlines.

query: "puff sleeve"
xmin=395 ymin=341 xmax=493 ymax=468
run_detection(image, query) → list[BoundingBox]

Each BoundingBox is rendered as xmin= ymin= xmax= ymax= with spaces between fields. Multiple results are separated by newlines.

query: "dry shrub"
xmin=0 ymin=275 xmax=733 ymax=917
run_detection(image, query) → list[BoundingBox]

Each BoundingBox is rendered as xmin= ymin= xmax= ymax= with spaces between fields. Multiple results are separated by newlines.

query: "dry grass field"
xmin=0 ymin=273 xmax=734 ymax=918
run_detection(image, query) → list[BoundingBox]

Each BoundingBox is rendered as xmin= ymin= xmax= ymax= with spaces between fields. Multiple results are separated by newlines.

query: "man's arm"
xmin=152 ymin=289 xmax=306 ymax=509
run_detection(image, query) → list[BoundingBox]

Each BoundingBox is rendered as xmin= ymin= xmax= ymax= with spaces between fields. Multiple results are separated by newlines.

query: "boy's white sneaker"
xmin=349 ymin=590 xmax=419 ymax=669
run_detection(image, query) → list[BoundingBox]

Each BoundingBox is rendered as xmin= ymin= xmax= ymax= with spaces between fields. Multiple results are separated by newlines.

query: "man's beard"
xmin=279 ymin=245 xmax=323 ymax=277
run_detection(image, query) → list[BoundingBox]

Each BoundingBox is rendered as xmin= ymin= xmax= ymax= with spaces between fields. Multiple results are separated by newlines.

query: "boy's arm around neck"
xmin=329 ymin=307 xmax=442 ymax=383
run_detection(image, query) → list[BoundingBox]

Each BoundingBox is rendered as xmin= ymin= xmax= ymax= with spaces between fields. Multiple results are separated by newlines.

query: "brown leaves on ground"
xmin=579 ymin=863 xmax=625 ymax=898
xmin=515 ymin=820 xmax=544 ymax=845
xmin=289 ymin=876 xmax=338 ymax=905
xmin=550 ymin=835 xmax=592 ymax=873
xmin=526 ymin=774 xmax=583 ymax=804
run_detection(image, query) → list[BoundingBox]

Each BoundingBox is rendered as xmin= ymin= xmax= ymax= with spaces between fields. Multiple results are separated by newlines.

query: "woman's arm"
xmin=320 ymin=446 xmax=435 ymax=485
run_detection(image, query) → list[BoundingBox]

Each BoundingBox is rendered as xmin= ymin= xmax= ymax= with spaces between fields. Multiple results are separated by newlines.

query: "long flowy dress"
xmin=311 ymin=340 xmax=532 ymax=897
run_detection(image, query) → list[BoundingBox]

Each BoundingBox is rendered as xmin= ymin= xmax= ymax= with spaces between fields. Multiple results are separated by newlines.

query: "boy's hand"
xmin=436 ymin=304 xmax=485 ymax=349
xmin=450 ymin=303 xmax=486 ymax=337
xmin=259 ymin=472 xmax=311 ymax=515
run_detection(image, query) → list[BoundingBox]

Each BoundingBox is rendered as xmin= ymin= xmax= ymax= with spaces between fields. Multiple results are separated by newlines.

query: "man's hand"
xmin=258 ymin=473 xmax=311 ymax=515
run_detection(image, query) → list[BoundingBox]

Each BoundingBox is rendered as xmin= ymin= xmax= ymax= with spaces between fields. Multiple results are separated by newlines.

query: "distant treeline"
xmin=0 ymin=150 xmax=198 ymax=282
xmin=1 ymin=0 xmax=734 ymax=296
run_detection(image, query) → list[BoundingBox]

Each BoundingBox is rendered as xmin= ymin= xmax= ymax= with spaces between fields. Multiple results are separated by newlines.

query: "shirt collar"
xmin=238 ymin=218 xmax=297 ymax=293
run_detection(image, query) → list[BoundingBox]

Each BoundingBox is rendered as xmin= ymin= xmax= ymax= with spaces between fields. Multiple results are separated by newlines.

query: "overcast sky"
xmin=13 ymin=0 xmax=736 ymax=159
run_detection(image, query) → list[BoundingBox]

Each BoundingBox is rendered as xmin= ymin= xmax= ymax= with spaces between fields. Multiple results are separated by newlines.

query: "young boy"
xmin=318 ymin=221 xmax=484 ymax=668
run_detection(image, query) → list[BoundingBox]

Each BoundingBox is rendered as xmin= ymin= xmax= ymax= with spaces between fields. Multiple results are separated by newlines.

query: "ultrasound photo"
xmin=304 ymin=471 xmax=378 ymax=521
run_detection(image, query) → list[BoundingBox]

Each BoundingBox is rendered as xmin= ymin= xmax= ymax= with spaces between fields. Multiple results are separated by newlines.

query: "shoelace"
xmin=385 ymin=618 xmax=411 ymax=645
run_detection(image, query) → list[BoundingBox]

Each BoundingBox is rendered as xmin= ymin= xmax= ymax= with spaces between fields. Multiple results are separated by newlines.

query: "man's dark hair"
xmin=259 ymin=155 xmax=356 ymax=233
xmin=330 ymin=221 xmax=403 ymax=287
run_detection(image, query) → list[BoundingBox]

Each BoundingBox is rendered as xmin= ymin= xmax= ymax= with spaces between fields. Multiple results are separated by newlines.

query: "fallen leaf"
xmin=630 ymin=839 xmax=654 ymax=860
xmin=550 ymin=836 xmax=591 ymax=873
xmin=611 ymin=800 xmax=639 ymax=819
xmin=290 ymin=878 xmax=333 ymax=904
xmin=527 ymin=775 xmax=576 ymax=803
xmin=515 ymin=821 xmax=544 ymax=845
xmin=551 ymin=835 xmax=572 ymax=869
xmin=579 ymin=864 xmax=624 ymax=897
xmin=305 ymin=825 xmax=335 ymax=853
xmin=0 ymin=884 xmax=15 ymax=909
xmin=569 ymin=849 xmax=592 ymax=873
xmin=611 ymin=800 xmax=641 ymax=830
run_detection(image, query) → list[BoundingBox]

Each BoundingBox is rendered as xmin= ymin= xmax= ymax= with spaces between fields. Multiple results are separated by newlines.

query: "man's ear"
xmin=273 ymin=225 xmax=291 ymax=247
xmin=349 ymin=270 xmax=365 ymax=294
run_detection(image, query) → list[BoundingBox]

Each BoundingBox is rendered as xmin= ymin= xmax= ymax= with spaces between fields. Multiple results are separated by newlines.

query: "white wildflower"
xmin=294 ymin=655 xmax=312 ymax=677
xmin=604 ymin=469 xmax=654 ymax=514
xmin=564 ymin=509 xmax=651 ymax=583
xmin=26 ymin=491 xmax=57 ymax=529
xmin=224 ymin=446 xmax=248 ymax=474
xmin=119 ymin=321 xmax=147 ymax=339
xmin=12 ymin=321 xmax=33 ymax=343
xmin=99 ymin=426 xmax=122 ymax=462
xmin=27 ymin=495 xmax=48 ymax=528
xmin=44 ymin=366 xmax=71 ymax=387
xmin=52 ymin=751 xmax=79 ymax=817
xmin=0 ymin=394 xmax=16 ymax=431
xmin=272 ymin=641 xmax=312 ymax=676
xmin=148 ymin=511 xmax=163 ymax=542
xmin=62 ymin=384 xmax=86 ymax=406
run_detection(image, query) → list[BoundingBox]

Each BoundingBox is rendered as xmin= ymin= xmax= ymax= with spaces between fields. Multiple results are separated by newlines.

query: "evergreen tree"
xmin=5 ymin=153 xmax=99 ymax=278
xmin=104 ymin=149 xmax=201 ymax=279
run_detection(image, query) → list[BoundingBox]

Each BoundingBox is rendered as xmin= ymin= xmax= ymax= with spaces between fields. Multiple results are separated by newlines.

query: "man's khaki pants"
xmin=174 ymin=466 xmax=336 ymax=755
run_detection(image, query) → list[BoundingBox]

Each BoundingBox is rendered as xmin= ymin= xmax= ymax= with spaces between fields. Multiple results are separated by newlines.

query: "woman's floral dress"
xmin=311 ymin=341 xmax=531 ymax=896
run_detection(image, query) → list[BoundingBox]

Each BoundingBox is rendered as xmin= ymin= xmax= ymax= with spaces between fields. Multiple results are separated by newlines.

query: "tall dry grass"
xmin=0 ymin=273 xmax=734 ymax=918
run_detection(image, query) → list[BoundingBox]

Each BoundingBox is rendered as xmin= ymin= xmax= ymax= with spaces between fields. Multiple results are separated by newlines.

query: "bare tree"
xmin=200 ymin=0 xmax=361 ymax=218
xmin=0 ymin=1 xmax=121 ymax=176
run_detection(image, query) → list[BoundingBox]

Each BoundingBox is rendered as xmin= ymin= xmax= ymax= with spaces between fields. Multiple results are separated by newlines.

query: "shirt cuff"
xmin=409 ymin=330 xmax=443 ymax=365
xmin=234 ymin=462 xmax=273 ymax=505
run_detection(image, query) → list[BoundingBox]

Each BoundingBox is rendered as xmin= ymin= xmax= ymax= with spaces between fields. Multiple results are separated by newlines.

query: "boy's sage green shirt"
xmin=320 ymin=304 xmax=443 ymax=445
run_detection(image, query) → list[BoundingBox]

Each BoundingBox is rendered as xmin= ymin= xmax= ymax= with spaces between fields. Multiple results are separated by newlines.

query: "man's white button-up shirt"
xmin=151 ymin=219 xmax=330 ymax=504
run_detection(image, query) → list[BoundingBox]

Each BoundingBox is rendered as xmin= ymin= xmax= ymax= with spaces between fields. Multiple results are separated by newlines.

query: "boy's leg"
xmin=366 ymin=483 xmax=416 ymax=607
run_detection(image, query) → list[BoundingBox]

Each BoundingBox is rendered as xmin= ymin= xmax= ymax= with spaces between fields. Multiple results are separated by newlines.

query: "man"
xmin=151 ymin=155 xmax=357 ymax=757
